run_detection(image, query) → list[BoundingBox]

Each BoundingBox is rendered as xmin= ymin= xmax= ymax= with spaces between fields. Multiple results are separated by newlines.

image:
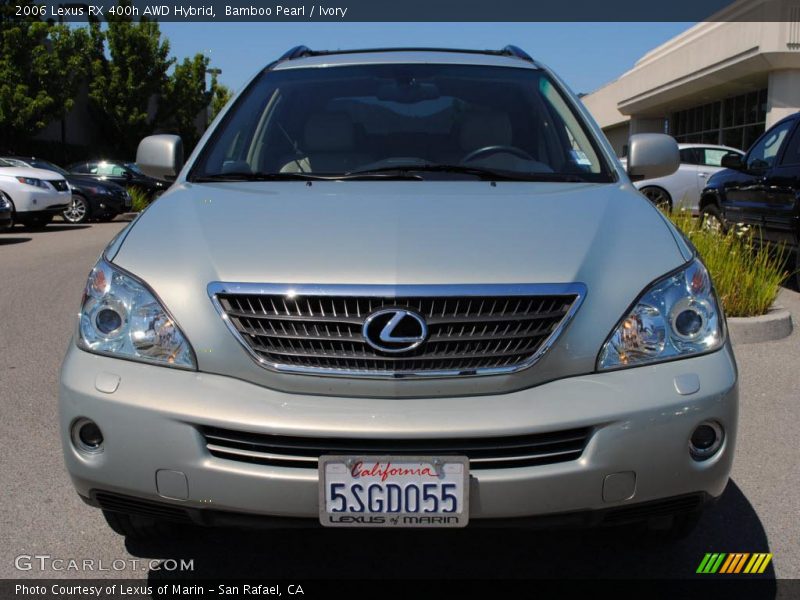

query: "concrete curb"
xmin=728 ymin=306 xmax=793 ymax=345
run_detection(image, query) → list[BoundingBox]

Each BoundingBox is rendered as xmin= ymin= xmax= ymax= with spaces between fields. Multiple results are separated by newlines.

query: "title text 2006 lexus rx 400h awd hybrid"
xmin=60 ymin=46 xmax=737 ymax=539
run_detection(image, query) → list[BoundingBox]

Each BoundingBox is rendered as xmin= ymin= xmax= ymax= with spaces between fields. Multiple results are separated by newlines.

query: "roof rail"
xmin=501 ymin=45 xmax=534 ymax=62
xmin=280 ymin=46 xmax=312 ymax=60
xmin=277 ymin=45 xmax=537 ymax=64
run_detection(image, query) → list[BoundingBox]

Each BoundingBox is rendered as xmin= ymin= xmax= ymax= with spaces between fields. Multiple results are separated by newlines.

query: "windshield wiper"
xmin=192 ymin=170 xmax=422 ymax=183
xmin=345 ymin=164 xmax=590 ymax=182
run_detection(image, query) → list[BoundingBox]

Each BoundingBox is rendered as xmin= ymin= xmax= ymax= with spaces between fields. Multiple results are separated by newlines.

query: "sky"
xmin=159 ymin=22 xmax=692 ymax=96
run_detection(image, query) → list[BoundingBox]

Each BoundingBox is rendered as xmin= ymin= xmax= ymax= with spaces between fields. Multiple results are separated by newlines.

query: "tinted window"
xmin=746 ymin=121 xmax=794 ymax=171
xmin=71 ymin=162 xmax=91 ymax=174
xmin=192 ymin=64 xmax=612 ymax=182
xmin=779 ymin=122 xmax=800 ymax=166
xmin=679 ymin=148 xmax=699 ymax=164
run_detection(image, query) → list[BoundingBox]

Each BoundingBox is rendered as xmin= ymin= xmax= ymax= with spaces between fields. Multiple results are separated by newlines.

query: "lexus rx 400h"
xmin=59 ymin=46 xmax=737 ymax=539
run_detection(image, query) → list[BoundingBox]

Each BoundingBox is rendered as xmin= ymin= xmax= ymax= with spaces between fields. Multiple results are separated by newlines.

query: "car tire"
xmin=20 ymin=214 xmax=53 ymax=231
xmin=700 ymin=204 xmax=726 ymax=234
xmin=640 ymin=186 xmax=672 ymax=212
xmin=102 ymin=510 xmax=182 ymax=540
xmin=63 ymin=194 xmax=91 ymax=224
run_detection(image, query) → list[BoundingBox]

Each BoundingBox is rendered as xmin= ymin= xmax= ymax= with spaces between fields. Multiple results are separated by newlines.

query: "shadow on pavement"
xmin=125 ymin=480 xmax=774 ymax=582
xmin=0 ymin=236 xmax=31 ymax=245
xmin=32 ymin=224 xmax=92 ymax=233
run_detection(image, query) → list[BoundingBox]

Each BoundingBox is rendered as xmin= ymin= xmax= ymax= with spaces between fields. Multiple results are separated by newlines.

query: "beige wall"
xmin=582 ymin=0 xmax=800 ymax=148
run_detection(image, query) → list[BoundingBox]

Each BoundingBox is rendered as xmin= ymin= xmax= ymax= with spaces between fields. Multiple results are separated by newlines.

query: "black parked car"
xmin=68 ymin=160 xmax=169 ymax=201
xmin=700 ymin=112 xmax=800 ymax=285
xmin=2 ymin=157 xmax=132 ymax=224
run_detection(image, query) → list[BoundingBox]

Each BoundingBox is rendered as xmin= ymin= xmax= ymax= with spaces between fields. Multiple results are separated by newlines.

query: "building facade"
xmin=582 ymin=0 xmax=800 ymax=156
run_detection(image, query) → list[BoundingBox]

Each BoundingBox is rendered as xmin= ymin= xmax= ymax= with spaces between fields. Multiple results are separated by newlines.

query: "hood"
xmin=0 ymin=166 xmax=68 ymax=181
xmin=111 ymin=181 xmax=690 ymax=397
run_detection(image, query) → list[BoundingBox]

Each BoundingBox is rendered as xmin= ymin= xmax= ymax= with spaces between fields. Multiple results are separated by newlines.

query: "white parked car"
xmin=622 ymin=144 xmax=744 ymax=213
xmin=0 ymin=157 xmax=72 ymax=229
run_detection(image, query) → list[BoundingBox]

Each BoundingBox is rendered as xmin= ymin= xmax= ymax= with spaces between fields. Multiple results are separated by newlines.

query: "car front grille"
xmin=199 ymin=425 xmax=592 ymax=470
xmin=47 ymin=179 xmax=69 ymax=192
xmin=210 ymin=283 xmax=584 ymax=378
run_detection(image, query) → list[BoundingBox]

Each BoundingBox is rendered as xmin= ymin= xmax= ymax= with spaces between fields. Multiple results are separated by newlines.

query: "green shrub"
xmin=669 ymin=211 xmax=788 ymax=317
xmin=128 ymin=187 xmax=150 ymax=213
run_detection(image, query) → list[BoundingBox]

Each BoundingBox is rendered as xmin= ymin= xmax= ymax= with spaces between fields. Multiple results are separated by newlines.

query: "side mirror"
xmin=136 ymin=135 xmax=184 ymax=180
xmin=721 ymin=152 xmax=744 ymax=170
xmin=626 ymin=133 xmax=679 ymax=181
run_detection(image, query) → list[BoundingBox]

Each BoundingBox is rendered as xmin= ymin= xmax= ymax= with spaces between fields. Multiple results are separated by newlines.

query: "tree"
xmin=158 ymin=53 xmax=213 ymax=151
xmin=0 ymin=1 xmax=90 ymax=150
xmin=209 ymin=83 xmax=232 ymax=124
xmin=86 ymin=2 xmax=173 ymax=156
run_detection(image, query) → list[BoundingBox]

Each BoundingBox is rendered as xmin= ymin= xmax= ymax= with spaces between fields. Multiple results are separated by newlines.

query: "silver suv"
xmin=59 ymin=46 xmax=737 ymax=539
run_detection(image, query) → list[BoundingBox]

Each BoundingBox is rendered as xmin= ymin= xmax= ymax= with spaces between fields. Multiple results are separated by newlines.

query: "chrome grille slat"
xmin=210 ymin=283 xmax=585 ymax=378
xmin=200 ymin=425 xmax=592 ymax=470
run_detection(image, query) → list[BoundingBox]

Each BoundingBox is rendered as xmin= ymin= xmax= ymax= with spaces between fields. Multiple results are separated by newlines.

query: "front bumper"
xmin=10 ymin=188 xmax=71 ymax=213
xmin=59 ymin=342 xmax=738 ymax=522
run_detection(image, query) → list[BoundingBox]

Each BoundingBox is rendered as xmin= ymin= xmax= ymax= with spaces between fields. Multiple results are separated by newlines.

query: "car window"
xmin=192 ymin=64 xmax=613 ymax=182
xmin=700 ymin=148 xmax=734 ymax=167
xmin=71 ymin=162 xmax=91 ymax=174
xmin=679 ymin=148 xmax=699 ymax=164
xmin=779 ymin=123 xmax=800 ymax=166
xmin=746 ymin=121 xmax=794 ymax=171
xmin=95 ymin=162 xmax=125 ymax=176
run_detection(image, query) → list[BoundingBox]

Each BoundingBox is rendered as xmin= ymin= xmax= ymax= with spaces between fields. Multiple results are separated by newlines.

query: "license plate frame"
xmin=319 ymin=455 xmax=470 ymax=528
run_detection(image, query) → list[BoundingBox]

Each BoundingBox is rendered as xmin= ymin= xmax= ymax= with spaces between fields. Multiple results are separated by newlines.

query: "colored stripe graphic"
xmin=698 ymin=553 xmax=772 ymax=574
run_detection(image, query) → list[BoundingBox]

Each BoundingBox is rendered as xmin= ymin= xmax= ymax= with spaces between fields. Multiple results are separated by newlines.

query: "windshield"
xmin=124 ymin=162 xmax=145 ymax=175
xmin=29 ymin=159 xmax=69 ymax=176
xmin=191 ymin=64 xmax=613 ymax=182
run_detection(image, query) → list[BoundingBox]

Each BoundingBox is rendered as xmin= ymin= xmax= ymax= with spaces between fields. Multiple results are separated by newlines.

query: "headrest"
xmin=459 ymin=112 xmax=513 ymax=150
xmin=304 ymin=113 xmax=355 ymax=152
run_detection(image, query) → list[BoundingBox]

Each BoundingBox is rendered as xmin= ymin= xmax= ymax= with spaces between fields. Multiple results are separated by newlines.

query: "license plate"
xmin=319 ymin=455 xmax=469 ymax=528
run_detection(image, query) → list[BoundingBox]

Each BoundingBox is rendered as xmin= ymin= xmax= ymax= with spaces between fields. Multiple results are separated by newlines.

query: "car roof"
xmin=271 ymin=47 xmax=540 ymax=71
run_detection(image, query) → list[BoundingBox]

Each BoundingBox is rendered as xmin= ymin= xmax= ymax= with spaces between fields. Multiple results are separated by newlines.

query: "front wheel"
xmin=700 ymin=204 xmax=726 ymax=234
xmin=63 ymin=195 xmax=91 ymax=224
xmin=20 ymin=213 xmax=53 ymax=231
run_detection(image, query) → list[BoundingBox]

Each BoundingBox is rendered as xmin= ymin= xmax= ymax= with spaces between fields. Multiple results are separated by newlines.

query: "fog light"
xmin=689 ymin=421 xmax=723 ymax=461
xmin=71 ymin=418 xmax=104 ymax=454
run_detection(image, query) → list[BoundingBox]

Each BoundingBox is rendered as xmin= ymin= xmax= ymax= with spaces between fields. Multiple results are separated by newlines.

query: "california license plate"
xmin=319 ymin=455 xmax=469 ymax=528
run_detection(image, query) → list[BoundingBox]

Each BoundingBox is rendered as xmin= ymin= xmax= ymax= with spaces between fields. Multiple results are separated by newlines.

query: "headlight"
xmin=77 ymin=259 xmax=196 ymax=369
xmin=597 ymin=259 xmax=724 ymax=370
xmin=16 ymin=176 xmax=47 ymax=189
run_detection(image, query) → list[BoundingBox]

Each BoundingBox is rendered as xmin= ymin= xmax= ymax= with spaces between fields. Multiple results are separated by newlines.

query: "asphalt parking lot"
xmin=1 ymin=222 xmax=798 ymax=581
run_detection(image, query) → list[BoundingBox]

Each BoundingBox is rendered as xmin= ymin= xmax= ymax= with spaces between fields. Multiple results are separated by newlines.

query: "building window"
xmin=671 ymin=88 xmax=767 ymax=151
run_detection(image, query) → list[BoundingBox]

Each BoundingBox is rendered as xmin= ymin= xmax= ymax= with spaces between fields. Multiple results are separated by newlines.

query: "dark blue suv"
xmin=700 ymin=112 xmax=800 ymax=285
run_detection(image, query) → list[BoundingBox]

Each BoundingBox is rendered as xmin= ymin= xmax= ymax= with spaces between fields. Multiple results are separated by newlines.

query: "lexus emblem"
xmin=362 ymin=308 xmax=428 ymax=353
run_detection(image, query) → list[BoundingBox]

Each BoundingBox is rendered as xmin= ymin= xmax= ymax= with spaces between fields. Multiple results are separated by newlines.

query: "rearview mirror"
xmin=626 ymin=134 xmax=679 ymax=181
xmin=721 ymin=152 xmax=744 ymax=170
xmin=136 ymin=135 xmax=184 ymax=180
